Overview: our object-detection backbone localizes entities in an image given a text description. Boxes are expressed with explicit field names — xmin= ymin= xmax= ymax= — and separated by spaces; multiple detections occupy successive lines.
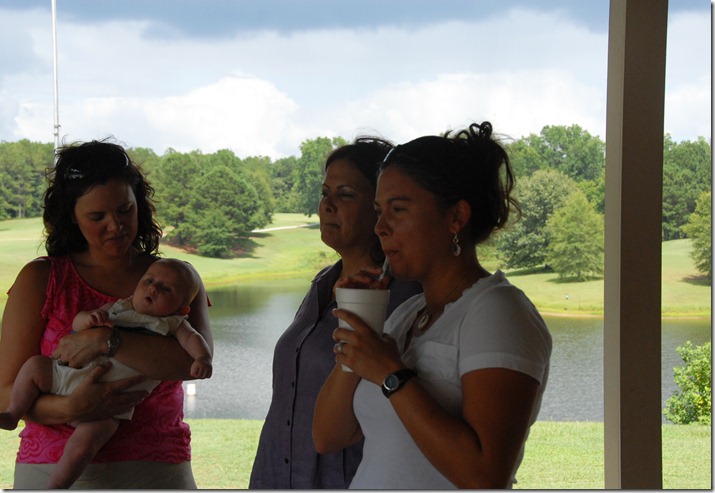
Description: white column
xmin=604 ymin=0 xmax=668 ymax=488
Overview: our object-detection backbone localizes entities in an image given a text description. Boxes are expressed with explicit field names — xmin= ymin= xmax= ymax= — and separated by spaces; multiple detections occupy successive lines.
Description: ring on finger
xmin=57 ymin=359 xmax=68 ymax=366
xmin=335 ymin=341 xmax=345 ymax=354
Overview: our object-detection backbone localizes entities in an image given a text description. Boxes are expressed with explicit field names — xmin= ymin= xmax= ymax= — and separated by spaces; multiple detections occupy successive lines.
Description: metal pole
xmin=51 ymin=0 xmax=60 ymax=158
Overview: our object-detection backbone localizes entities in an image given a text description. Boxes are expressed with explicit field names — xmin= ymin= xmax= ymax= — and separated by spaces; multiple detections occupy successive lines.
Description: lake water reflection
xmin=185 ymin=281 xmax=711 ymax=423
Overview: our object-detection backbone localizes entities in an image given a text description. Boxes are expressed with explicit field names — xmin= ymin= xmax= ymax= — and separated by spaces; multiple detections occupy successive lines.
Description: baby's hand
xmin=190 ymin=357 xmax=213 ymax=379
xmin=74 ymin=309 xmax=113 ymax=332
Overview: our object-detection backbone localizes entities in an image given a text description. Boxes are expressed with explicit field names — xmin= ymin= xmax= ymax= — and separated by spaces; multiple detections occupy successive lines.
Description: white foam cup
xmin=335 ymin=287 xmax=390 ymax=371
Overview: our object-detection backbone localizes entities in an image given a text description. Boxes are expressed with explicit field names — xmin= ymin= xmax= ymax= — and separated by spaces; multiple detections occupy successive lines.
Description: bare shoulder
xmin=4 ymin=258 xmax=51 ymax=320
xmin=11 ymin=257 xmax=51 ymax=291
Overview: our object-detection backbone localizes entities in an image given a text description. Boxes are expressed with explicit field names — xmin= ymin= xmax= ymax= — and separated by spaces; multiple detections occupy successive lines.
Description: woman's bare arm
xmin=0 ymin=259 xmax=50 ymax=412
xmin=313 ymin=364 xmax=364 ymax=453
xmin=0 ymin=260 xmax=146 ymax=425
xmin=387 ymin=368 xmax=540 ymax=488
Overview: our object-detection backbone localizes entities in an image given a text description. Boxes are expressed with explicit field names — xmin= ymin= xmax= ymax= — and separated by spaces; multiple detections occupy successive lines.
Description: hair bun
xmin=455 ymin=121 xmax=492 ymax=143
xmin=468 ymin=122 xmax=492 ymax=140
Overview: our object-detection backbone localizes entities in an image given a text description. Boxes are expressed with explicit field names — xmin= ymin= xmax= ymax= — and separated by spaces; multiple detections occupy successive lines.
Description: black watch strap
xmin=382 ymin=368 xmax=416 ymax=398
xmin=106 ymin=327 xmax=120 ymax=357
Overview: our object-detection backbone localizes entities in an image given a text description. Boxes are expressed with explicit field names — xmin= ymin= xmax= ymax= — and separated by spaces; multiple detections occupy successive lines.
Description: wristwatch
xmin=106 ymin=327 xmax=120 ymax=357
xmin=382 ymin=369 xmax=416 ymax=398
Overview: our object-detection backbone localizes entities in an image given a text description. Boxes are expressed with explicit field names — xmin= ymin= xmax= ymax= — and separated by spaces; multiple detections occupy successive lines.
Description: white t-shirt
xmin=350 ymin=270 xmax=552 ymax=489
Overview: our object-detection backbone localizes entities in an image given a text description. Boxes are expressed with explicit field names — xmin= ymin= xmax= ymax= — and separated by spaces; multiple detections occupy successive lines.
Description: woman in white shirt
xmin=313 ymin=121 xmax=552 ymax=489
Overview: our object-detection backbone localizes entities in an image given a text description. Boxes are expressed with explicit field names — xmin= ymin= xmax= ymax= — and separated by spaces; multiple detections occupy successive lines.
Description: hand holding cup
xmin=335 ymin=287 xmax=390 ymax=372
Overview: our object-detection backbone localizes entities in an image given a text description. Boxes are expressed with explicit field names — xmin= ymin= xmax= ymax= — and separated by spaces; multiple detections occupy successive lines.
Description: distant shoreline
xmin=538 ymin=310 xmax=710 ymax=321
xmin=0 ymin=215 xmax=710 ymax=321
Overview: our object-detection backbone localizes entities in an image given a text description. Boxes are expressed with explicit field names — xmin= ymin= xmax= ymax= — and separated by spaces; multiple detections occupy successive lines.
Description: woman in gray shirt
xmin=249 ymin=137 xmax=421 ymax=489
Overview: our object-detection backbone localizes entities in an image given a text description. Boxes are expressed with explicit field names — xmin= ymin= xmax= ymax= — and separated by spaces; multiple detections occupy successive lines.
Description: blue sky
xmin=0 ymin=0 xmax=710 ymax=158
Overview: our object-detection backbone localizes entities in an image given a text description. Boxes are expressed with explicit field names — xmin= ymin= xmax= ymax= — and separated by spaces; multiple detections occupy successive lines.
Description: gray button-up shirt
xmin=249 ymin=260 xmax=421 ymax=489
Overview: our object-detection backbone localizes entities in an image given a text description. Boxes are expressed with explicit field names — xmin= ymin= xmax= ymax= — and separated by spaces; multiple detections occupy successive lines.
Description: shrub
xmin=682 ymin=191 xmax=712 ymax=279
xmin=664 ymin=341 xmax=712 ymax=425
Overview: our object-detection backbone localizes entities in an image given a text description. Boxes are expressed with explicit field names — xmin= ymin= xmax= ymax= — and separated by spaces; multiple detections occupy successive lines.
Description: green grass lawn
xmin=0 ymin=215 xmax=337 ymax=310
xmin=0 ymin=214 xmax=709 ymax=317
xmin=501 ymin=243 xmax=711 ymax=317
xmin=0 ymin=420 xmax=710 ymax=489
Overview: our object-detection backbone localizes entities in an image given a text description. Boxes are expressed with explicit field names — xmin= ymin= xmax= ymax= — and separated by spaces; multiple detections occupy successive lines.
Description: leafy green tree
xmin=151 ymin=150 xmax=202 ymax=245
xmin=269 ymin=156 xmax=299 ymax=212
xmin=182 ymin=165 xmax=267 ymax=257
xmin=662 ymin=135 xmax=712 ymax=240
xmin=0 ymin=180 xmax=14 ymax=220
xmin=546 ymin=190 xmax=604 ymax=281
xmin=664 ymin=341 xmax=712 ymax=425
xmin=505 ymin=137 xmax=546 ymax=178
xmin=189 ymin=211 xmax=239 ymax=258
xmin=127 ymin=147 xmax=160 ymax=174
xmin=682 ymin=191 xmax=711 ymax=279
xmin=577 ymin=167 xmax=605 ymax=214
xmin=497 ymin=169 xmax=578 ymax=269
xmin=149 ymin=148 xmax=275 ymax=255
xmin=507 ymin=125 xmax=604 ymax=183
xmin=539 ymin=125 xmax=605 ymax=182
xmin=205 ymin=150 xmax=274 ymax=226
xmin=505 ymin=126 xmax=605 ymax=216
xmin=241 ymin=155 xmax=272 ymax=172
xmin=291 ymin=136 xmax=346 ymax=216
xmin=241 ymin=156 xmax=275 ymax=225
xmin=0 ymin=140 xmax=52 ymax=218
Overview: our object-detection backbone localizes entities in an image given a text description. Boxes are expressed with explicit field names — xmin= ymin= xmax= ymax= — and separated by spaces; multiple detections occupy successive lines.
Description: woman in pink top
xmin=0 ymin=139 xmax=213 ymax=488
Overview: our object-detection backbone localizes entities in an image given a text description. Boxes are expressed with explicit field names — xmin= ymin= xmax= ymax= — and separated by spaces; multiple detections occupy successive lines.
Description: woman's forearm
xmin=55 ymin=320 xmax=211 ymax=381
xmin=24 ymin=392 xmax=75 ymax=425
xmin=115 ymin=285 xmax=213 ymax=381
xmin=387 ymin=369 xmax=540 ymax=488
xmin=386 ymin=379 xmax=491 ymax=488
xmin=113 ymin=330 xmax=195 ymax=381
xmin=313 ymin=366 xmax=363 ymax=453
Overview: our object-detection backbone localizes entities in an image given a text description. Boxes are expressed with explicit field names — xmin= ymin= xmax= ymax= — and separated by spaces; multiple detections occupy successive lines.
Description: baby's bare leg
xmin=47 ymin=418 xmax=120 ymax=489
xmin=0 ymin=355 xmax=54 ymax=430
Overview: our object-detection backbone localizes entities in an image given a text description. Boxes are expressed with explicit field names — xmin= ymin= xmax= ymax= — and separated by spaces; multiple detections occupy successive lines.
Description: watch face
xmin=384 ymin=374 xmax=400 ymax=390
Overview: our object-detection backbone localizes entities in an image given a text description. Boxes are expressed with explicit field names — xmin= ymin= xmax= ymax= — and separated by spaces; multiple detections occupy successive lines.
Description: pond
xmin=184 ymin=280 xmax=711 ymax=423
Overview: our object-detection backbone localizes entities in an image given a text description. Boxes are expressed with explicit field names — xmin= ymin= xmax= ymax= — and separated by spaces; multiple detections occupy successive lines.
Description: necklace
xmin=416 ymin=309 xmax=431 ymax=330
xmin=415 ymin=280 xmax=470 ymax=333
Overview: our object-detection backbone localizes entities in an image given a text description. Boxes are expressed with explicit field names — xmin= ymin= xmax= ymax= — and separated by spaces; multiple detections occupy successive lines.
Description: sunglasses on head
xmin=382 ymin=136 xmax=460 ymax=168
xmin=63 ymin=148 xmax=130 ymax=180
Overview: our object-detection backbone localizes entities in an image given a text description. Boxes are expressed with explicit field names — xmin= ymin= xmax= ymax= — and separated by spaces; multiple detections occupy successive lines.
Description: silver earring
xmin=451 ymin=233 xmax=461 ymax=257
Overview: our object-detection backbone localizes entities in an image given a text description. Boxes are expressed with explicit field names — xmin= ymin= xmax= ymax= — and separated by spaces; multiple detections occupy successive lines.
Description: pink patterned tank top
xmin=17 ymin=256 xmax=191 ymax=464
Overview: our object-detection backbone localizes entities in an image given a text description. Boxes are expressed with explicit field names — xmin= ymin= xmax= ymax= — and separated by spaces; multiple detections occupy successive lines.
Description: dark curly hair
xmin=380 ymin=122 xmax=519 ymax=245
xmin=324 ymin=136 xmax=394 ymax=263
xmin=43 ymin=138 xmax=162 ymax=256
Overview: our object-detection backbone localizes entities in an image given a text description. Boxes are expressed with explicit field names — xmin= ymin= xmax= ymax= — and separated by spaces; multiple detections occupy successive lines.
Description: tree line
xmin=0 ymin=125 xmax=710 ymax=281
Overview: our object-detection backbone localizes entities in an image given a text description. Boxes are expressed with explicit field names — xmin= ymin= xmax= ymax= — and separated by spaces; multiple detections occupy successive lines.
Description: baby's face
xmin=132 ymin=262 xmax=186 ymax=317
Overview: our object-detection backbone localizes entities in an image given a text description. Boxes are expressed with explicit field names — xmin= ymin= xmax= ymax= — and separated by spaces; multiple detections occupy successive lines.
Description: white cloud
xmin=663 ymin=10 xmax=712 ymax=142
xmin=312 ymin=69 xmax=605 ymax=145
xmin=142 ymin=76 xmax=298 ymax=156
xmin=35 ymin=75 xmax=299 ymax=156
xmin=664 ymin=76 xmax=711 ymax=141
xmin=13 ymin=101 xmax=52 ymax=141
xmin=0 ymin=4 xmax=709 ymax=158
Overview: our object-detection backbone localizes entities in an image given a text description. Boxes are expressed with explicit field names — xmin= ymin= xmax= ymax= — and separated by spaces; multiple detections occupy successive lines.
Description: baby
xmin=0 ymin=258 xmax=212 ymax=488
